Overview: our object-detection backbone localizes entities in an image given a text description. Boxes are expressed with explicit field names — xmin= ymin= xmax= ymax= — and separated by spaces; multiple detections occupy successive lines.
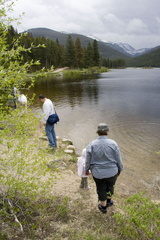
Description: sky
xmin=10 ymin=0 xmax=160 ymax=49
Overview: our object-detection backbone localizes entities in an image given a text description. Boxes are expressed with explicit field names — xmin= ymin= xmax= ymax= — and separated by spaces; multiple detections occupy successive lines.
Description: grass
xmin=44 ymin=66 xmax=110 ymax=81
xmin=1 ymin=187 xmax=159 ymax=239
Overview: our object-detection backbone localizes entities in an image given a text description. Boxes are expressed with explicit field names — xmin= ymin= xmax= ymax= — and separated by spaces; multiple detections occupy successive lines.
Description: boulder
xmin=62 ymin=138 xmax=73 ymax=145
xmin=67 ymin=145 xmax=75 ymax=151
xmin=64 ymin=149 xmax=74 ymax=154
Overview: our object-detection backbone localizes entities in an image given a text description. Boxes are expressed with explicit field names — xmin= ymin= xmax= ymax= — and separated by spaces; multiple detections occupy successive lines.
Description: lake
xmin=31 ymin=68 xmax=160 ymax=198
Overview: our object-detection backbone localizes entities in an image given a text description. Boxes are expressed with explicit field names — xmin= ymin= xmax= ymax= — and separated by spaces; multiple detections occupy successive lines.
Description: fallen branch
xmin=8 ymin=198 xmax=24 ymax=232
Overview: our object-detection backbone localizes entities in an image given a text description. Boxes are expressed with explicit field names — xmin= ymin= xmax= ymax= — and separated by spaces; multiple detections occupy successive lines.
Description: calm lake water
xmin=31 ymin=68 xmax=160 ymax=197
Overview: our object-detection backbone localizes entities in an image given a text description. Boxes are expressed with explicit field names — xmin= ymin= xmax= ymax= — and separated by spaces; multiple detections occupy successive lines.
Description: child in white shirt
xmin=18 ymin=94 xmax=27 ymax=107
xmin=77 ymin=148 xmax=90 ymax=189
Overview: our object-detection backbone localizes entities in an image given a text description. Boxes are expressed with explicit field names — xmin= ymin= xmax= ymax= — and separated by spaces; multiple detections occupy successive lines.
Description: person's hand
xmin=43 ymin=123 xmax=46 ymax=126
xmin=85 ymin=170 xmax=90 ymax=175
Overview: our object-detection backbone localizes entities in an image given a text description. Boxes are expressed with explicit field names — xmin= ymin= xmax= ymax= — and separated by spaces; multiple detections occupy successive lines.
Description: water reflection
xmin=32 ymin=74 xmax=100 ymax=108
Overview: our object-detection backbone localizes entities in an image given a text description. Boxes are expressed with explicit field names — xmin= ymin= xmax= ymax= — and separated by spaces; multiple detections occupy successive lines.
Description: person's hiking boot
xmin=80 ymin=178 xmax=90 ymax=189
xmin=79 ymin=178 xmax=85 ymax=188
xmin=98 ymin=204 xmax=107 ymax=214
xmin=83 ymin=177 xmax=90 ymax=189
xmin=106 ymin=199 xmax=114 ymax=208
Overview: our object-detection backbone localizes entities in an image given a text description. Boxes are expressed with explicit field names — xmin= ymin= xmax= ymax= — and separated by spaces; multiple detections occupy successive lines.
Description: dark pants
xmin=93 ymin=174 xmax=118 ymax=201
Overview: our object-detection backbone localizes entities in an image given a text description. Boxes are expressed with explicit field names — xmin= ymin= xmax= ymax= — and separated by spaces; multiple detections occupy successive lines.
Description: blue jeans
xmin=45 ymin=122 xmax=57 ymax=147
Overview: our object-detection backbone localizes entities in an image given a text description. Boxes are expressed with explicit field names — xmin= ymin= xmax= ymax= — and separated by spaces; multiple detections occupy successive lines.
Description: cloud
xmin=10 ymin=0 xmax=160 ymax=49
xmin=127 ymin=18 xmax=149 ymax=35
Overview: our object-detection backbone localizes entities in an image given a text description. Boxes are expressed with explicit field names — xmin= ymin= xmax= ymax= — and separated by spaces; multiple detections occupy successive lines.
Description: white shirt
xmin=42 ymin=98 xmax=55 ymax=123
xmin=18 ymin=94 xmax=27 ymax=104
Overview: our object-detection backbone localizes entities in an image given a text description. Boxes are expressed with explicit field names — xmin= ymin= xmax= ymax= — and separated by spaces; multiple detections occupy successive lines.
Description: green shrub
xmin=114 ymin=192 xmax=160 ymax=240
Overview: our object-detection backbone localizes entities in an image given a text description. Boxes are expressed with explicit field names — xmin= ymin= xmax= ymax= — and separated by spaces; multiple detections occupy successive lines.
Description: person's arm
xmin=42 ymin=101 xmax=50 ymax=123
xmin=84 ymin=145 xmax=92 ymax=175
xmin=115 ymin=145 xmax=124 ymax=176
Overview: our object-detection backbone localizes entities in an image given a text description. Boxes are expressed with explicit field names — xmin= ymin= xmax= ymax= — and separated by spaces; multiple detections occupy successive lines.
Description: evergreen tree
xmin=84 ymin=42 xmax=94 ymax=67
xmin=101 ymin=57 xmax=125 ymax=68
xmin=55 ymin=39 xmax=65 ymax=67
xmin=64 ymin=35 xmax=76 ymax=68
xmin=75 ymin=37 xmax=84 ymax=68
xmin=92 ymin=40 xmax=100 ymax=66
xmin=5 ymin=25 xmax=19 ymax=49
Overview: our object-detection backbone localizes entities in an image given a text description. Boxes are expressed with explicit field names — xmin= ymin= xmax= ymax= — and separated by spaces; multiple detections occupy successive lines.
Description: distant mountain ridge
xmin=26 ymin=28 xmax=129 ymax=59
xmin=26 ymin=28 xmax=160 ymax=66
xmin=87 ymin=34 xmax=152 ymax=57
xmin=108 ymin=42 xmax=151 ymax=57
xmin=126 ymin=46 xmax=160 ymax=67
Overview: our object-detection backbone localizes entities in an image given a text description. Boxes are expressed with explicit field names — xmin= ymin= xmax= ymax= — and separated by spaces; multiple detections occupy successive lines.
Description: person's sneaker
xmin=50 ymin=147 xmax=55 ymax=150
xmin=98 ymin=204 xmax=107 ymax=214
xmin=106 ymin=200 xmax=114 ymax=208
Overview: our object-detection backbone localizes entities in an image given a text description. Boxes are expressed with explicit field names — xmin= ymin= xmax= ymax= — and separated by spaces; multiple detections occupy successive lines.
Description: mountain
xmin=26 ymin=28 xmax=160 ymax=66
xmin=26 ymin=28 xmax=129 ymax=60
xmin=84 ymin=34 xmax=152 ymax=57
xmin=126 ymin=46 xmax=160 ymax=67
xmin=108 ymin=43 xmax=151 ymax=57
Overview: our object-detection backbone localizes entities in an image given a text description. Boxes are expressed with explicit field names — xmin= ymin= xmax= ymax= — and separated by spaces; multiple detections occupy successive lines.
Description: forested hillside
xmin=6 ymin=26 xmax=125 ymax=71
xmin=126 ymin=46 xmax=160 ymax=67
xmin=27 ymin=27 xmax=129 ymax=60
xmin=5 ymin=26 xmax=160 ymax=71
xmin=27 ymin=27 xmax=160 ymax=68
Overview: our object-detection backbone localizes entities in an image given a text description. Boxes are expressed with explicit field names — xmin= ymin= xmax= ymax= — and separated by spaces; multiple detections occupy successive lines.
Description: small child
xmin=77 ymin=148 xmax=90 ymax=189
xmin=18 ymin=94 xmax=27 ymax=107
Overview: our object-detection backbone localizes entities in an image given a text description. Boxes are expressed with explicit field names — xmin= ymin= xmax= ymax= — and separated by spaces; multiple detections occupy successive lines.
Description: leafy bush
xmin=114 ymin=192 xmax=160 ymax=240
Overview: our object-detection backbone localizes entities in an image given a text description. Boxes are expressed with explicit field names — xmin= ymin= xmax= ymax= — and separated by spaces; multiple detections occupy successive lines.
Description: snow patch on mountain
xmin=116 ymin=43 xmax=150 ymax=56
xmin=88 ymin=34 xmax=150 ymax=56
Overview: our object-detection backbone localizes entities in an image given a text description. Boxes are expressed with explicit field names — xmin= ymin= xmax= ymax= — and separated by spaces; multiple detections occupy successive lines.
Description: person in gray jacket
xmin=85 ymin=123 xmax=123 ymax=214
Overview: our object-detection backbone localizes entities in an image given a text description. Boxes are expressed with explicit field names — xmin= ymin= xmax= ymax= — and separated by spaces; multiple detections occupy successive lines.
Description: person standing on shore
xmin=85 ymin=123 xmax=123 ymax=214
xmin=39 ymin=94 xmax=57 ymax=150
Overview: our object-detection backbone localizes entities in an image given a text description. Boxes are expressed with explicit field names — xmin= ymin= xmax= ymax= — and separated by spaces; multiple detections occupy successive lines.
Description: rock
xmin=56 ymin=136 xmax=61 ymax=140
xmin=64 ymin=149 xmax=74 ymax=154
xmin=62 ymin=138 xmax=73 ymax=145
xmin=67 ymin=145 xmax=75 ymax=150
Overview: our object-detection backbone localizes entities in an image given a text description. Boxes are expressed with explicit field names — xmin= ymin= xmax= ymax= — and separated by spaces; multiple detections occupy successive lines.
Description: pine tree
xmin=75 ymin=37 xmax=84 ymax=68
xmin=92 ymin=40 xmax=100 ymax=66
xmin=84 ymin=42 xmax=94 ymax=67
xmin=64 ymin=35 xmax=76 ymax=68
xmin=55 ymin=39 xmax=65 ymax=67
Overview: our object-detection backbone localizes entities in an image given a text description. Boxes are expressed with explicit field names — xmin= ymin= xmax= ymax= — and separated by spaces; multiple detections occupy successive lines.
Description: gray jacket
xmin=85 ymin=136 xmax=123 ymax=179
